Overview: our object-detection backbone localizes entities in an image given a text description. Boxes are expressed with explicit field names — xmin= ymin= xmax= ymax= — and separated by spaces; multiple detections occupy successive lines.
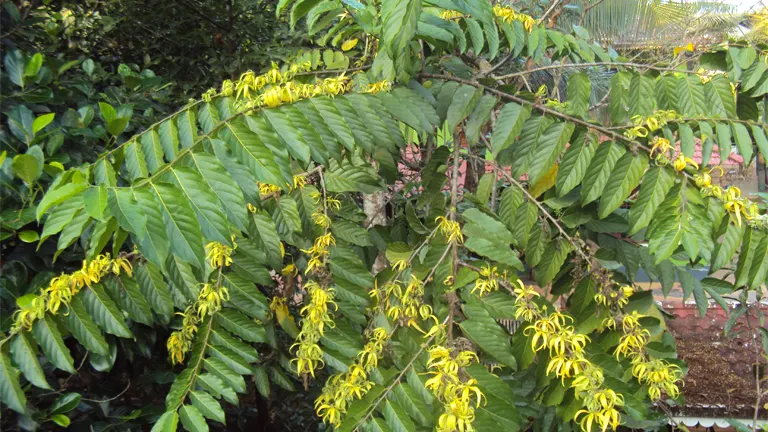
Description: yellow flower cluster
xmin=256 ymin=174 xmax=309 ymax=198
xmin=425 ymin=346 xmax=485 ymax=432
xmin=301 ymin=233 xmax=336 ymax=274
xmin=492 ymin=5 xmax=535 ymax=32
xmin=624 ymin=110 xmax=679 ymax=139
xmin=205 ymin=240 xmax=236 ymax=268
xmin=439 ymin=9 xmax=465 ymax=21
xmin=436 ymin=216 xmax=464 ymax=244
xmin=166 ymin=282 xmax=231 ymax=364
xmin=613 ymin=313 xmax=683 ymax=401
xmin=471 ymin=264 xmax=508 ymax=296
xmin=672 ymin=154 xmax=699 ymax=172
xmin=370 ymin=275 xmax=438 ymax=332
xmin=704 ymin=184 xmax=762 ymax=227
xmin=364 ymin=80 xmax=393 ymax=94
xmin=315 ymin=328 xmax=389 ymax=426
xmin=308 ymin=191 xmax=340 ymax=229
xmin=291 ymin=280 xmax=337 ymax=377
xmin=594 ymin=285 xmax=634 ymax=310
xmin=258 ymin=182 xmax=282 ymax=197
xmin=216 ymin=60 xmax=350 ymax=110
xmin=12 ymin=254 xmax=132 ymax=332
xmin=514 ymin=282 xmax=622 ymax=432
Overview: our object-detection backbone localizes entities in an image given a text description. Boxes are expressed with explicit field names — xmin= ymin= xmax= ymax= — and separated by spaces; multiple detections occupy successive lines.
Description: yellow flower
xmin=364 ymin=80 xmax=392 ymax=94
xmin=258 ymin=182 xmax=281 ymax=197
xmin=440 ymin=9 xmax=464 ymax=21
xmin=292 ymin=174 xmax=307 ymax=190
xmin=436 ymin=216 xmax=464 ymax=244
xmin=672 ymin=154 xmax=699 ymax=172
xmin=341 ymin=38 xmax=358 ymax=51
xmin=391 ymin=258 xmax=408 ymax=272
xmin=649 ymin=137 xmax=672 ymax=158
xmin=205 ymin=241 xmax=234 ymax=268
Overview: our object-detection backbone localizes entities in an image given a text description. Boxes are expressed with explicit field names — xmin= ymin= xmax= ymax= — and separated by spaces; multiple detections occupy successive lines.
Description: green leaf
xmin=51 ymin=414 xmax=71 ymax=427
xmin=36 ymin=181 xmax=87 ymax=221
xmin=609 ymin=72 xmax=631 ymax=124
xmin=628 ymin=75 xmax=655 ymax=117
xmin=107 ymin=275 xmax=153 ymax=326
xmin=383 ymin=398 xmax=416 ymax=432
xmin=165 ymin=167 xmax=231 ymax=244
xmin=49 ymin=392 xmax=81 ymax=415
xmin=65 ymin=294 xmax=110 ymax=355
xmin=32 ymin=315 xmax=75 ymax=373
xmin=190 ymin=391 xmax=225 ymax=424
xmin=556 ymin=131 xmax=597 ymax=197
xmin=0 ymin=351 xmax=27 ymax=414
xmin=196 ymin=373 xmax=238 ymax=406
xmin=141 ymin=129 xmax=165 ymax=174
xmin=250 ymin=211 xmax=282 ymax=270
xmin=82 ymin=284 xmax=133 ymax=338
xmin=220 ymin=120 xmax=285 ymax=187
xmin=56 ymin=207 xmax=90 ymax=252
xmin=253 ymin=366 xmax=270 ymax=399
xmin=198 ymin=103 xmax=220 ymax=134
xmin=677 ymin=75 xmax=706 ymax=117
xmin=186 ymin=152 xmax=249 ymax=232
xmin=133 ymin=188 xmax=171 ymax=269
xmin=32 ymin=113 xmax=54 ymax=135
xmin=151 ymin=411 xmax=179 ymax=432
xmin=581 ymin=141 xmax=625 ymax=205
xmin=166 ymin=255 xmax=200 ymax=304
xmin=711 ymin=222 xmax=744 ymax=272
xmin=109 ymin=188 xmax=147 ymax=235
xmin=151 ymin=182 xmax=206 ymax=269
xmin=460 ymin=303 xmax=517 ymax=368
xmin=159 ymin=119 xmax=180 ymax=161
xmin=628 ymin=167 xmax=675 ymax=235
xmin=679 ymin=123 xmax=695 ymax=157
xmin=731 ymin=123 xmax=753 ymax=162
xmin=84 ymin=186 xmax=108 ymax=221
xmin=205 ymin=357 xmax=246 ymax=393
xmin=567 ymin=73 xmax=591 ymax=116
xmin=498 ymin=185 xmax=524 ymax=231
xmin=18 ymin=231 xmax=38 ymax=243
xmin=392 ymin=383 xmax=430 ymax=427
xmin=535 ymin=239 xmax=573 ymax=286
xmin=735 ymin=227 xmax=762 ymax=287
xmin=12 ymin=154 xmax=42 ymax=185
xmin=179 ymin=404 xmax=209 ymax=432
xmin=136 ymin=262 xmax=174 ymax=320
xmin=177 ymin=109 xmax=198 ymax=149
xmin=716 ymin=122 xmax=733 ymax=162
xmin=747 ymin=234 xmax=768 ymax=289
xmin=527 ymin=121 xmax=574 ymax=184
xmin=446 ymin=85 xmax=483 ymax=131
xmin=491 ymin=103 xmax=532 ymax=156
xmin=4 ymin=49 xmax=25 ymax=87
xmin=465 ymin=94 xmax=497 ymax=146
xmin=40 ymin=196 xmax=83 ymax=243
xmin=325 ymin=160 xmax=384 ymax=193
xmin=751 ymin=125 xmax=768 ymax=162
xmin=331 ymin=220 xmax=372 ymax=246
xmin=598 ymin=152 xmax=649 ymax=219
xmin=705 ymin=75 xmax=737 ymax=118
xmin=10 ymin=332 xmax=50 ymax=390
xmin=124 ymin=140 xmax=149 ymax=180
xmin=215 ymin=309 xmax=266 ymax=343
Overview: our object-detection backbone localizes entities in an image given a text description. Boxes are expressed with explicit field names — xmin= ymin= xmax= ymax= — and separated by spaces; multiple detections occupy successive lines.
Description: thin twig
xmin=81 ymin=381 xmax=131 ymax=403
xmin=538 ymin=0 xmax=563 ymax=25
xmin=493 ymin=61 xmax=705 ymax=81
xmin=579 ymin=0 xmax=608 ymax=26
